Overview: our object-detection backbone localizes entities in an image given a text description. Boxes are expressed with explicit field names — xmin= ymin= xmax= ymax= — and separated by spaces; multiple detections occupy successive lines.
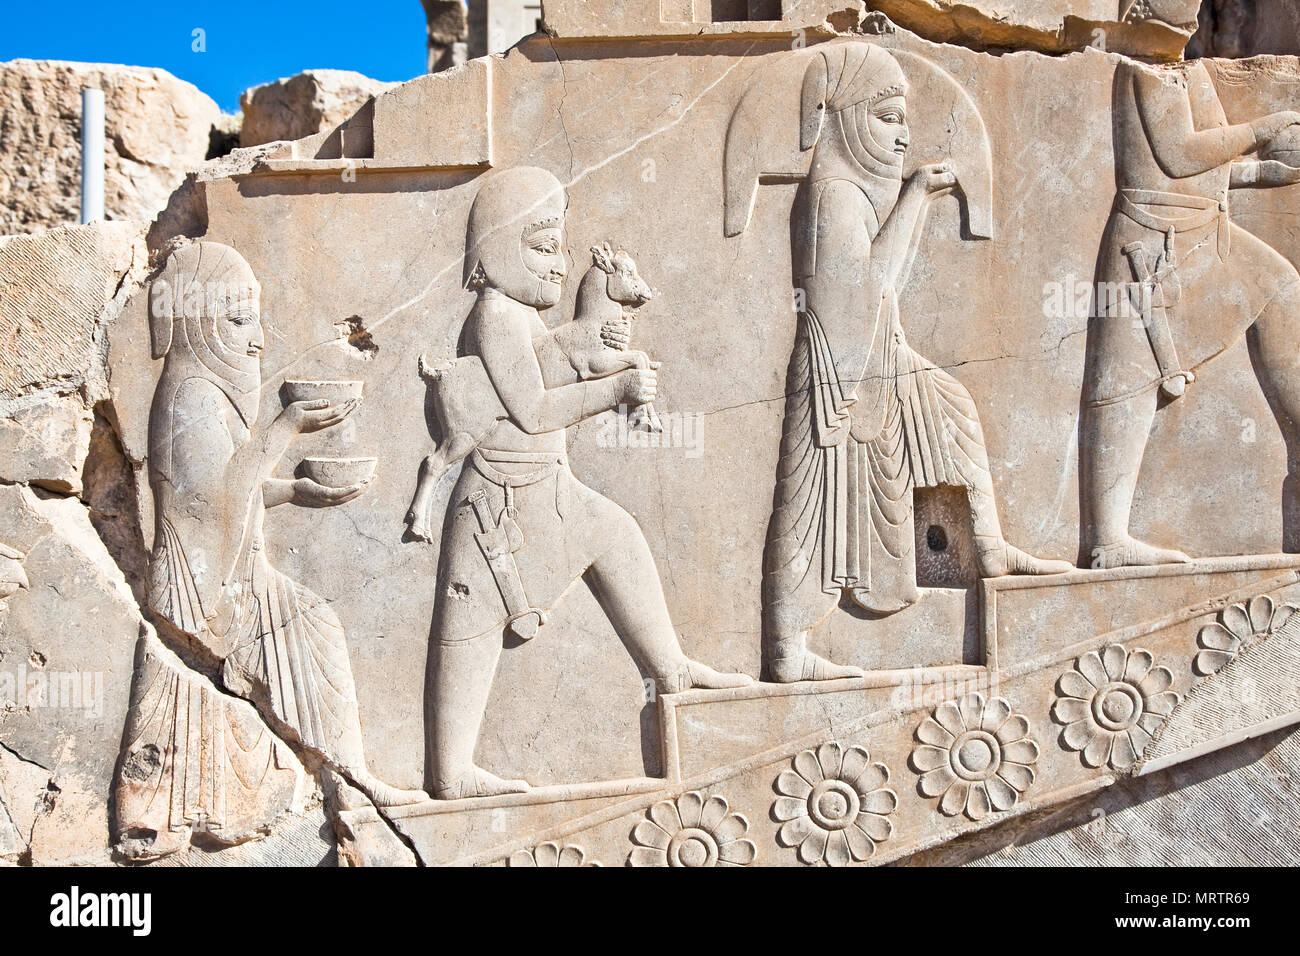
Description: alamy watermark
xmin=595 ymin=405 xmax=705 ymax=459
xmin=1 ymin=665 xmax=104 ymax=719
xmin=50 ymin=886 xmax=151 ymax=936
xmin=1042 ymin=275 xmax=1148 ymax=322
xmin=887 ymin=666 xmax=1001 ymax=712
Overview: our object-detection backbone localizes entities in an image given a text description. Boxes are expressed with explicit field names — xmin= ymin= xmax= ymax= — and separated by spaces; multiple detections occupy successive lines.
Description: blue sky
xmin=0 ymin=1 xmax=428 ymax=112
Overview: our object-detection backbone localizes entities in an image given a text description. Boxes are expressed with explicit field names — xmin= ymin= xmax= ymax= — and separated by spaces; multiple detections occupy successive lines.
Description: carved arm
xmin=475 ymin=307 xmax=648 ymax=434
xmin=1133 ymin=69 xmax=1292 ymax=180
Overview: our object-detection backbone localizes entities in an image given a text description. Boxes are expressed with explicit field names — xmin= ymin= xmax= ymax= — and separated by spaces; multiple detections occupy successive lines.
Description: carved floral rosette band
xmin=508 ymin=843 xmax=600 ymax=867
xmin=1194 ymin=596 xmax=1299 ymax=675
xmin=628 ymin=792 xmax=756 ymax=867
xmin=1052 ymin=645 xmax=1179 ymax=771
xmin=911 ymin=694 xmax=1039 ymax=821
xmin=773 ymin=743 xmax=897 ymax=866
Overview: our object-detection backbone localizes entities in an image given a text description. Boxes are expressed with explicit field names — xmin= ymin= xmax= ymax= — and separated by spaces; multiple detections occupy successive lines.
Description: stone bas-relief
xmin=0 ymin=544 xmax=28 ymax=608
xmin=0 ymin=1 xmax=1296 ymax=866
xmin=1121 ymin=0 xmax=1203 ymax=33
xmin=405 ymin=240 xmax=662 ymax=542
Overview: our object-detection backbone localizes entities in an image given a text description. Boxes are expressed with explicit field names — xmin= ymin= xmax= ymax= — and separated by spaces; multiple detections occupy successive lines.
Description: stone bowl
xmin=281 ymin=379 xmax=364 ymax=406
xmin=299 ymin=457 xmax=377 ymax=488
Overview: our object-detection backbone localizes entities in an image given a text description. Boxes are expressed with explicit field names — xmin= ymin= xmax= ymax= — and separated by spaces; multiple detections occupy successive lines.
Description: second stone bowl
xmin=300 ymin=456 xmax=377 ymax=488
xmin=281 ymin=379 xmax=364 ymax=406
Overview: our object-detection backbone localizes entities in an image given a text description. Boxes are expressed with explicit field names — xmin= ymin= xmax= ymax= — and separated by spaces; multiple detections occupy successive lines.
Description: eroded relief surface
xmin=9 ymin=0 xmax=1288 ymax=865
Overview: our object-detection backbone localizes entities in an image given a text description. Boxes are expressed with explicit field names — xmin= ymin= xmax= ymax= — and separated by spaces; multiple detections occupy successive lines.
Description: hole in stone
xmin=334 ymin=316 xmax=378 ymax=360
xmin=926 ymin=525 xmax=948 ymax=552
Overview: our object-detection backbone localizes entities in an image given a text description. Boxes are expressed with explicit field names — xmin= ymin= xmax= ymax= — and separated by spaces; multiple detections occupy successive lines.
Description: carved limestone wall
xmin=3 ymin=1 xmax=1300 ymax=867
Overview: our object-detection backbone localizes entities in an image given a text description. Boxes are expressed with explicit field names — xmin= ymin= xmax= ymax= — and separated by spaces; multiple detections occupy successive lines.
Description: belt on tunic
xmin=1117 ymin=188 xmax=1230 ymax=260
xmin=469 ymin=448 xmax=567 ymax=517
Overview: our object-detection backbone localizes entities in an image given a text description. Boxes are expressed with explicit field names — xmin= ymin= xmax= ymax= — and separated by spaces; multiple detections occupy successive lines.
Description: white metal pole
xmin=80 ymin=88 xmax=105 ymax=224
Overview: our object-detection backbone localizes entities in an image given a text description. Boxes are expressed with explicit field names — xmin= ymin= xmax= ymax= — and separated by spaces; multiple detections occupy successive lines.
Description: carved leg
xmin=584 ymin=517 xmax=751 ymax=692
xmin=1080 ymin=389 xmax=1190 ymax=568
xmin=761 ymin=589 xmax=863 ymax=683
xmin=918 ymin=363 xmax=1072 ymax=576
xmin=427 ymin=631 xmax=530 ymax=799
xmin=967 ymin=480 xmax=1073 ymax=577
xmin=762 ymin=634 xmax=865 ymax=683
xmin=759 ymin=567 xmax=863 ymax=681
xmin=407 ymin=431 xmax=480 ymax=543
xmin=322 ymin=764 xmax=428 ymax=810
xmin=328 ymin=718 xmax=430 ymax=806
xmin=1247 ymin=279 xmax=1300 ymax=552
xmin=349 ymin=770 xmax=430 ymax=808
xmin=406 ymin=451 xmax=446 ymax=542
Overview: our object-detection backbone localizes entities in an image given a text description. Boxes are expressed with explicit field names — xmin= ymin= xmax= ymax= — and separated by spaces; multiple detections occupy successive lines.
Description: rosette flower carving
xmin=1052 ymin=643 xmax=1178 ymax=771
xmin=910 ymin=693 xmax=1038 ymax=820
xmin=627 ymin=791 xmax=756 ymax=867
xmin=1195 ymin=595 xmax=1298 ymax=676
xmin=772 ymin=742 xmax=896 ymax=866
xmin=508 ymin=843 xmax=600 ymax=867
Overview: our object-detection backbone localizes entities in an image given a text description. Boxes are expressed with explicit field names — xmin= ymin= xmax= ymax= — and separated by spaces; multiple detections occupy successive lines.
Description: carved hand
xmin=1255 ymin=159 xmax=1300 ymax=186
xmin=615 ymin=367 xmax=657 ymax=406
xmin=292 ymin=476 xmax=371 ymax=507
xmin=279 ymin=398 xmax=359 ymax=434
xmin=908 ymin=161 xmax=958 ymax=197
xmin=601 ymin=316 xmax=632 ymax=351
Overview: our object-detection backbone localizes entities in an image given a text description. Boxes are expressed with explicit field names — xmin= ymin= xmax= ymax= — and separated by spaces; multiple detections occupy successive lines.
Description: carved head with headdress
xmin=147 ymin=241 xmax=264 ymax=474
xmin=800 ymin=43 xmax=911 ymax=225
xmin=463 ymin=166 xmax=569 ymax=309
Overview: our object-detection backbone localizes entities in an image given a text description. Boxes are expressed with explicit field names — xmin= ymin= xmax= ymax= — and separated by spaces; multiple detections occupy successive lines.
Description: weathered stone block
xmin=0 ymin=221 xmax=147 ymax=400
xmin=0 ymin=60 xmax=221 ymax=233
xmin=239 ymin=70 xmax=398 ymax=148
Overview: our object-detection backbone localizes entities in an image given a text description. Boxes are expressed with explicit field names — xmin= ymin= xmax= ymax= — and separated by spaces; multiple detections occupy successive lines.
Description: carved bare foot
xmin=977 ymin=537 xmax=1074 ymax=577
xmin=765 ymin=652 xmax=864 ymax=684
xmin=354 ymin=772 xmax=431 ymax=808
xmin=657 ymin=660 xmax=752 ymax=694
xmin=118 ymin=825 xmax=191 ymax=862
xmin=848 ymin=586 xmax=920 ymax=615
xmin=1089 ymin=537 xmax=1191 ymax=570
xmin=433 ymin=767 xmax=531 ymax=800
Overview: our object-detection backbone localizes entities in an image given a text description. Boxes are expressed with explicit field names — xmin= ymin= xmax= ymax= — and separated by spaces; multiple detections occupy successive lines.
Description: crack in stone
xmin=545 ymin=38 xmax=576 ymax=181
xmin=0 ymin=739 xmax=53 ymax=774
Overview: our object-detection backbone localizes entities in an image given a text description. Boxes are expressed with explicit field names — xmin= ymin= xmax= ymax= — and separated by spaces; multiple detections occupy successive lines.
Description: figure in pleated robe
xmin=114 ymin=629 xmax=304 ymax=860
xmin=128 ymin=240 xmax=425 ymax=811
xmin=761 ymin=44 xmax=1071 ymax=684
